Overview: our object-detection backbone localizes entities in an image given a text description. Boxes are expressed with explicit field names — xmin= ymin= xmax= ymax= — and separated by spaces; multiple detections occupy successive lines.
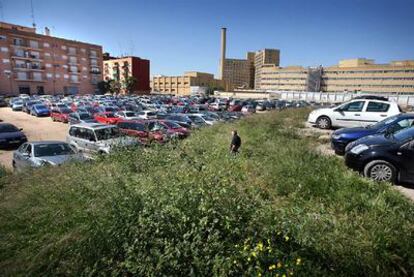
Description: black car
xmin=0 ymin=123 xmax=27 ymax=148
xmin=345 ymin=127 xmax=414 ymax=184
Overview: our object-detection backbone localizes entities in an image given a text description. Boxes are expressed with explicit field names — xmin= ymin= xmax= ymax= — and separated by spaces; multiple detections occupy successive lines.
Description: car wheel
xmin=316 ymin=116 xmax=332 ymax=129
xmin=52 ymin=117 xmax=56 ymax=121
xmin=363 ymin=160 xmax=397 ymax=183
xmin=12 ymin=160 xmax=16 ymax=169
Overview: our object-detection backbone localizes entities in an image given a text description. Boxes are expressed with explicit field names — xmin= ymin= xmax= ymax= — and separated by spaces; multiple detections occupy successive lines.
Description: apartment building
xmin=0 ymin=22 xmax=103 ymax=96
xmin=321 ymin=59 xmax=414 ymax=94
xmin=151 ymin=71 xmax=223 ymax=95
xmin=258 ymin=64 xmax=322 ymax=92
xmin=222 ymin=53 xmax=254 ymax=90
xmin=103 ymin=56 xmax=150 ymax=94
xmin=254 ymin=49 xmax=280 ymax=89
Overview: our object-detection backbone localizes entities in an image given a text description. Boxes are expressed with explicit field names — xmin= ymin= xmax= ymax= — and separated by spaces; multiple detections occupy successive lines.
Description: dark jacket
xmin=230 ymin=134 xmax=241 ymax=151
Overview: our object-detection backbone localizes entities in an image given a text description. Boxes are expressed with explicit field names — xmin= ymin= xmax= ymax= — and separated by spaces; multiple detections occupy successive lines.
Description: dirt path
xmin=0 ymin=108 xmax=68 ymax=169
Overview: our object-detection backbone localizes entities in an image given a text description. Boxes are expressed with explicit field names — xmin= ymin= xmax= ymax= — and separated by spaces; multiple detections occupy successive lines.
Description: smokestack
xmin=44 ymin=27 xmax=50 ymax=36
xmin=220 ymin=27 xmax=226 ymax=80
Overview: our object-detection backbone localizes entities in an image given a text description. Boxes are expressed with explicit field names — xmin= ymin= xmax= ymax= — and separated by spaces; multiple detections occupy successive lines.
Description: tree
xmin=97 ymin=80 xmax=111 ymax=95
xmin=109 ymin=80 xmax=121 ymax=95
xmin=122 ymin=76 xmax=137 ymax=94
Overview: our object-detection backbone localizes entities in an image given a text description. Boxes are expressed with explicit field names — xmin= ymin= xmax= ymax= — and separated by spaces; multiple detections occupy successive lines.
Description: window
xmin=1 ymin=47 xmax=9 ymax=53
xmin=55 ymin=74 xmax=61 ymax=78
xmin=70 ymin=75 xmax=79 ymax=83
xmin=2 ymin=59 xmax=9 ymax=64
xmin=30 ymin=51 xmax=40 ymax=59
xmin=0 ymin=35 xmax=6 ymax=40
xmin=43 ymin=42 xmax=50 ymax=48
xmin=46 ymin=63 xmax=52 ymax=68
xmin=33 ymin=72 xmax=42 ymax=81
xmin=17 ymin=72 xmax=28 ymax=80
xmin=366 ymin=102 xmax=390 ymax=112
xmin=68 ymin=47 xmax=76 ymax=55
xmin=13 ymin=38 xmax=24 ymax=46
xmin=341 ymin=101 xmax=365 ymax=112
xmin=69 ymin=56 xmax=77 ymax=64
xmin=29 ymin=40 xmax=39 ymax=49
xmin=61 ymin=45 xmax=67 ymax=50
xmin=46 ymin=73 xmax=53 ymax=79
xmin=64 ymin=74 xmax=69 ymax=79
xmin=44 ymin=52 xmax=51 ymax=58
xmin=397 ymin=119 xmax=414 ymax=128
xmin=62 ymin=55 xmax=68 ymax=60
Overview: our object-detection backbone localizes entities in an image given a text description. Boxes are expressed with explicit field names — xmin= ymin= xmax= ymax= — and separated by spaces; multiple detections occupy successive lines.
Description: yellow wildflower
xmin=282 ymin=274 xmax=286 ymax=277
xmin=247 ymin=257 xmax=251 ymax=262
xmin=252 ymin=251 xmax=257 ymax=257
xmin=296 ymin=258 xmax=301 ymax=265
xmin=285 ymin=236 xmax=289 ymax=241
xmin=277 ymin=262 xmax=282 ymax=268
xmin=257 ymin=273 xmax=262 ymax=277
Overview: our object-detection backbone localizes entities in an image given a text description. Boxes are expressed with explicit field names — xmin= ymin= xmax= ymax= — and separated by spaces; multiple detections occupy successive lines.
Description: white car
xmin=187 ymin=113 xmax=217 ymax=126
xmin=67 ymin=123 xmax=139 ymax=154
xmin=308 ymin=99 xmax=402 ymax=129
xmin=115 ymin=111 xmax=140 ymax=120
xmin=136 ymin=110 xmax=157 ymax=120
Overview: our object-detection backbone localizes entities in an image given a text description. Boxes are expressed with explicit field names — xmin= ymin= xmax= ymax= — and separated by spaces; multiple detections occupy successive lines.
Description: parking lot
xmin=0 ymin=107 xmax=68 ymax=169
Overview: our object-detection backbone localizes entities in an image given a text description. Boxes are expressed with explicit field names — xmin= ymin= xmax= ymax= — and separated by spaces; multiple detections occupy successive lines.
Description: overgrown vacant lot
xmin=0 ymin=109 xmax=413 ymax=276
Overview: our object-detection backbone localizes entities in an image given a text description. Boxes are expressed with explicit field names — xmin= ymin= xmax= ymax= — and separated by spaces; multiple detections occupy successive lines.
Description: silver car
xmin=12 ymin=141 xmax=85 ymax=170
xmin=67 ymin=123 xmax=140 ymax=155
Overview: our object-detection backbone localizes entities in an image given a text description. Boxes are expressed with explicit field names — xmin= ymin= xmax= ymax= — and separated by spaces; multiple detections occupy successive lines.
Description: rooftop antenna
xmin=30 ymin=0 xmax=36 ymax=28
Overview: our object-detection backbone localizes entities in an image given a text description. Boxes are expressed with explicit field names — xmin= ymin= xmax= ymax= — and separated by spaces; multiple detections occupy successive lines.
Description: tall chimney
xmin=220 ymin=27 xmax=226 ymax=80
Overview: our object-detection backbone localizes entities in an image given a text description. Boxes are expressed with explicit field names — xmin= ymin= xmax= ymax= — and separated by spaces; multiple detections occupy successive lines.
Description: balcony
xmin=11 ymin=54 xmax=42 ymax=61
xmin=10 ymin=42 xmax=43 ymax=51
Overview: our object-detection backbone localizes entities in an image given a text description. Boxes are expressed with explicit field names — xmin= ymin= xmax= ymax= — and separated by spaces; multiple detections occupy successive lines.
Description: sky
xmin=3 ymin=0 xmax=414 ymax=77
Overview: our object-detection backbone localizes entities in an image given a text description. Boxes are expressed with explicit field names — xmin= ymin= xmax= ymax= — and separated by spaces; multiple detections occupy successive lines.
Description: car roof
xmin=70 ymin=123 xmax=115 ymax=129
xmin=28 ymin=140 xmax=68 ymax=145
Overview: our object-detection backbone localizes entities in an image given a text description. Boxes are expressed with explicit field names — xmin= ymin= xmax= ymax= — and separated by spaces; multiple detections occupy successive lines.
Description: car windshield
xmin=163 ymin=121 xmax=181 ymax=128
xmin=61 ymin=108 xmax=72 ymax=114
xmin=189 ymin=116 xmax=204 ymax=123
xmin=369 ymin=115 xmax=399 ymax=129
xmin=105 ymin=107 xmax=116 ymax=112
xmin=14 ymin=101 xmax=23 ymax=105
xmin=125 ymin=112 xmax=136 ymax=117
xmin=393 ymin=127 xmax=414 ymax=142
xmin=147 ymin=112 xmax=156 ymax=116
xmin=132 ymin=123 xmax=146 ymax=131
xmin=105 ymin=113 xmax=116 ymax=118
xmin=0 ymin=124 xmax=19 ymax=133
xmin=79 ymin=113 xmax=93 ymax=120
xmin=34 ymin=143 xmax=75 ymax=157
xmin=34 ymin=104 xmax=47 ymax=110
xmin=95 ymin=127 xmax=121 ymax=140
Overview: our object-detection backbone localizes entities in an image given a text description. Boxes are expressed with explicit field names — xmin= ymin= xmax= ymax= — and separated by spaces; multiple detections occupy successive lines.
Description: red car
xmin=147 ymin=120 xmax=190 ymax=139
xmin=50 ymin=108 xmax=73 ymax=123
xmin=94 ymin=112 xmax=120 ymax=125
xmin=228 ymin=104 xmax=242 ymax=112
xmin=117 ymin=120 xmax=165 ymax=144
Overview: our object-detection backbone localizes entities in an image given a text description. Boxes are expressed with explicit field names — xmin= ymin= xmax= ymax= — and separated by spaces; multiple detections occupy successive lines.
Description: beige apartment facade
xmin=259 ymin=65 xmax=309 ymax=91
xmin=222 ymin=55 xmax=253 ymax=90
xmin=151 ymin=71 xmax=223 ymax=95
xmin=0 ymin=22 xmax=103 ymax=96
xmin=321 ymin=59 xmax=414 ymax=94
xmin=254 ymin=49 xmax=280 ymax=89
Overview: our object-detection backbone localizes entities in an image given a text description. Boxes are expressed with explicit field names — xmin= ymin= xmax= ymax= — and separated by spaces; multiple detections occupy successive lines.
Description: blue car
xmin=30 ymin=104 xmax=50 ymax=117
xmin=331 ymin=113 xmax=414 ymax=155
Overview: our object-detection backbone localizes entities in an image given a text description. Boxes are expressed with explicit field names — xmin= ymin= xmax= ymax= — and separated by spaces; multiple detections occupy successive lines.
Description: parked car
xmin=136 ymin=110 xmax=157 ymax=120
xmin=0 ymin=96 xmax=7 ymax=107
xmin=331 ymin=114 xmax=414 ymax=155
xmin=12 ymin=141 xmax=84 ymax=170
xmin=50 ymin=107 xmax=73 ymax=123
xmin=344 ymin=127 xmax=414 ymax=184
xmin=94 ymin=112 xmax=120 ymax=124
xmin=116 ymin=111 xmax=140 ymax=120
xmin=23 ymin=100 xmax=42 ymax=113
xmin=11 ymin=100 xmax=24 ymax=111
xmin=0 ymin=123 xmax=27 ymax=148
xmin=308 ymin=99 xmax=402 ymax=129
xmin=67 ymin=123 xmax=139 ymax=154
xmin=187 ymin=113 xmax=216 ymax=126
xmin=241 ymin=105 xmax=256 ymax=114
xmin=68 ymin=112 xmax=97 ymax=125
xmin=117 ymin=120 xmax=151 ymax=144
xmin=147 ymin=120 xmax=190 ymax=139
xmin=30 ymin=104 xmax=50 ymax=117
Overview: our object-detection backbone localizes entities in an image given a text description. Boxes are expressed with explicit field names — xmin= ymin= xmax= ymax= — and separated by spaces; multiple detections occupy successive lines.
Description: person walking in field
xmin=230 ymin=130 xmax=241 ymax=154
